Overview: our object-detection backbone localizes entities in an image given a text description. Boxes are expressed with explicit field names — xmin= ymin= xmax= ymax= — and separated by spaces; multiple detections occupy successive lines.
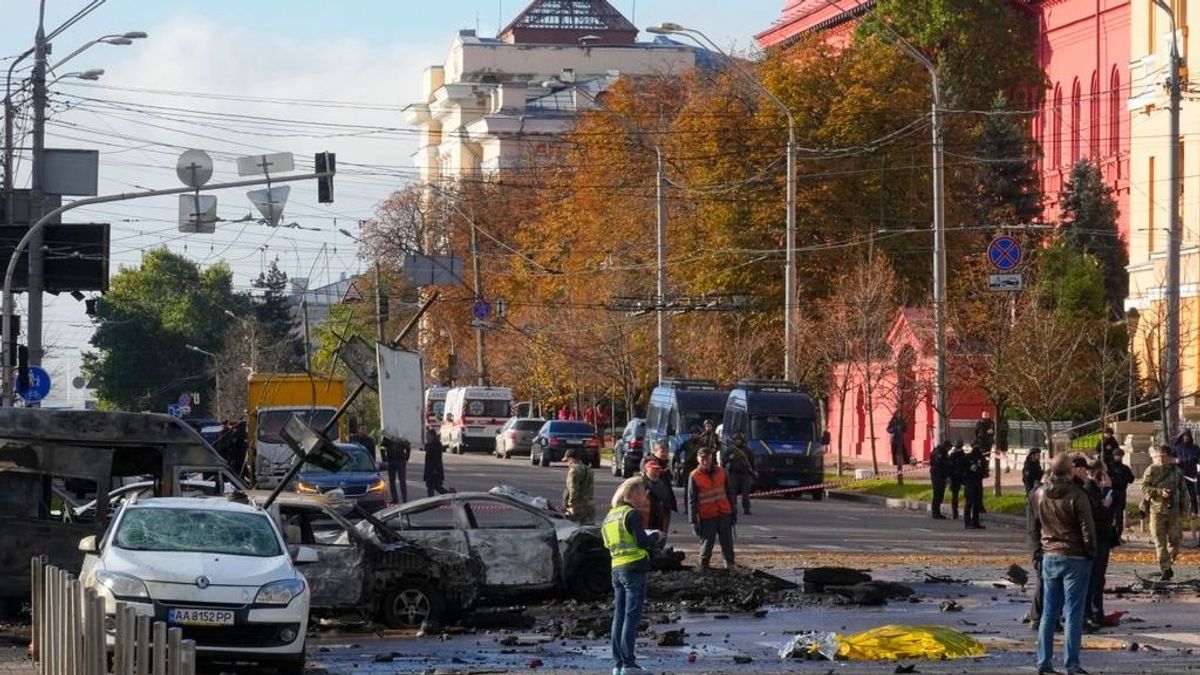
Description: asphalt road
xmin=403 ymin=446 xmax=1029 ymax=560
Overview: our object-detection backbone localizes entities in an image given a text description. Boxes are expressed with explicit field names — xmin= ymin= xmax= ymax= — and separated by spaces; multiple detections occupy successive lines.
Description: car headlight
xmin=95 ymin=571 xmax=149 ymax=599
xmin=367 ymin=478 xmax=387 ymax=493
xmin=295 ymin=481 xmax=319 ymax=494
xmin=254 ymin=578 xmax=305 ymax=606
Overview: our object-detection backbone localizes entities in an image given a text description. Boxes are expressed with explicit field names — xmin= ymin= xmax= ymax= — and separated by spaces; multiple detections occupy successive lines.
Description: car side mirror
xmin=78 ymin=535 xmax=98 ymax=553
xmin=292 ymin=546 xmax=319 ymax=565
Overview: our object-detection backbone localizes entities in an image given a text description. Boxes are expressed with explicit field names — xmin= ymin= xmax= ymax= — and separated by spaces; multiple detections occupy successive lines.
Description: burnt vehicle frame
xmin=259 ymin=491 xmax=483 ymax=628
xmin=369 ymin=491 xmax=612 ymax=601
xmin=0 ymin=409 xmax=245 ymax=608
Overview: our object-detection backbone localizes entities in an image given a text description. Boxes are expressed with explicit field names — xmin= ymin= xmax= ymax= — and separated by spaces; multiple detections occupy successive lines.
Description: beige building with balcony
xmin=403 ymin=0 xmax=707 ymax=183
xmin=1127 ymin=1 xmax=1200 ymax=406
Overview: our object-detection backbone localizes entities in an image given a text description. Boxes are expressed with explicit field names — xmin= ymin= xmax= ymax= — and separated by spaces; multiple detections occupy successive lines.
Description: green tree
xmin=969 ymin=92 xmax=1042 ymax=231
xmin=251 ymin=259 xmax=304 ymax=371
xmin=82 ymin=248 xmax=245 ymax=414
xmin=1059 ymin=158 xmax=1126 ymax=318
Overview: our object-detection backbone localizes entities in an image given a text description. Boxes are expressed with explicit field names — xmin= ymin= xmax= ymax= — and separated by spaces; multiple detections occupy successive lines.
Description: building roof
xmin=499 ymin=0 xmax=638 ymax=45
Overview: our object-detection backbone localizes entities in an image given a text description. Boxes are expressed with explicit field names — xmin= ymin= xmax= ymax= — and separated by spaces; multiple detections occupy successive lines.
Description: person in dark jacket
xmin=887 ymin=412 xmax=908 ymax=467
xmin=1030 ymin=453 xmax=1097 ymax=675
xmin=349 ymin=424 xmax=378 ymax=463
xmin=1083 ymin=458 xmax=1116 ymax=630
xmin=963 ymin=443 xmax=989 ymax=529
xmin=1023 ymin=448 xmax=1045 ymax=495
xmin=640 ymin=458 xmax=676 ymax=534
xmin=929 ymin=441 xmax=951 ymax=519
xmin=674 ymin=428 xmax=703 ymax=488
xmin=974 ymin=411 xmax=995 ymax=453
xmin=383 ymin=436 xmax=412 ymax=503
xmin=1097 ymin=427 xmax=1122 ymax=468
xmin=1108 ymin=448 xmax=1136 ymax=542
xmin=1172 ymin=429 xmax=1200 ymax=516
xmin=948 ymin=440 xmax=967 ymax=519
xmin=721 ymin=433 xmax=757 ymax=515
xmin=422 ymin=429 xmax=448 ymax=497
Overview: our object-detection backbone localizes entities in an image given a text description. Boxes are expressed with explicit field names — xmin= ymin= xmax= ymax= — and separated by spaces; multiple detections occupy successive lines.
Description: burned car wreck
xmin=368 ymin=490 xmax=612 ymax=601
xmin=261 ymin=492 xmax=483 ymax=628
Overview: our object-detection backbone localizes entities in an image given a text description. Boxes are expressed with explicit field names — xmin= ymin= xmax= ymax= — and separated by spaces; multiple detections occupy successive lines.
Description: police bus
xmin=721 ymin=380 xmax=825 ymax=498
xmin=645 ymin=379 xmax=730 ymax=486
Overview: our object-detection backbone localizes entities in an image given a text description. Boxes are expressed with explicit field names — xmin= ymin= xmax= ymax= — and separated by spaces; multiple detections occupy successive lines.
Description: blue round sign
xmin=472 ymin=298 xmax=492 ymax=321
xmin=16 ymin=365 xmax=51 ymax=402
xmin=987 ymin=236 xmax=1023 ymax=272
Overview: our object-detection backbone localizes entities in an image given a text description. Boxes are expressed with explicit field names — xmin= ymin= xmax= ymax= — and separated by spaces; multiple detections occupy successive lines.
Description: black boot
xmin=932 ymin=511 xmax=946 ymax=520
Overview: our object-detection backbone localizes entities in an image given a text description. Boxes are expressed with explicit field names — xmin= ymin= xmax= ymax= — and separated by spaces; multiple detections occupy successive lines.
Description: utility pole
xmin=469 ymin=214 xmax=486 ymax=385
xmin=374 ymin=261 xmax=385 ymax=343
xmin=1157 ymin=0 xmax=1183 ymax=439
xmin=27 ymin=7 xmax=47 ymax=382
xmin=655 ymin=148 xmax=668 ymax=383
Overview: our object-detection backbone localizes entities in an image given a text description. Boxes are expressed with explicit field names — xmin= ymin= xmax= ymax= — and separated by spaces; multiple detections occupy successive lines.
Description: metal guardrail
xmin=31 ymin=557 xmax=196 ymax=675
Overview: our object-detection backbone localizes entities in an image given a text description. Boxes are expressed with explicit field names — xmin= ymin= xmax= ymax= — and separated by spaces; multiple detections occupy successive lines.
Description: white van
xmin=439 ymin=386 xmax=514 ymax=454
xmin=424 ymin=385 xmax=450 ymax=437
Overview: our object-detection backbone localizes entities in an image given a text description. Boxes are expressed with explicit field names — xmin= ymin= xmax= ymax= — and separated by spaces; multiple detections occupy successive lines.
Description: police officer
xmin=563 ymin=449 xmax=595 ymax=524
xmin=674 ymin=427 xmax=703 ymax=488
xmin=722 ymin=433 xmax=757 ymax=515
xmin=1022 ymin=447 xmax=1045 ymax=495
xmin=948 ymin=440 xmax=967 ymax=520
xmin=1142 ymin=444 xmax=1187 ymax=580
xmin=929 ymin=441 xmax=951 ymax=520
xmin=963 ymin=443 xmax=989 ymax=529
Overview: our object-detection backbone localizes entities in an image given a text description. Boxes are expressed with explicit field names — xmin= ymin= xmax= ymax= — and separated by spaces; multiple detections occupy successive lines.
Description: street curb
xmin=827 ymin=489 xmax=1028 ymax=528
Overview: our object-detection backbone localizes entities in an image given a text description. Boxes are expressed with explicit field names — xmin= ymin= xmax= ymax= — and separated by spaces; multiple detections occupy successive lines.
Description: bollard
xmin=92 ymin=592 xmax=108 ymax=675
xmin=119 ymin=605 xmax=137 ymax=675
xmin=178 ymin=640 xmax=196 ymax=675
xmin=65 ymin=578 xmax=78 ymax=675
xmin=46 ymin=567 xmax=57 ymax=675
xmin=30 ymin=557 xmax=41 ymax=664
xmin=166 ymin=628 xmax=183 ymax=675
xmin=135 ymin=615 xmax=151 ymax=675
xmin=113 ymin=602 xmax=129 ymax=675
xmin=151 ymin=622 xmax=167 ymax=675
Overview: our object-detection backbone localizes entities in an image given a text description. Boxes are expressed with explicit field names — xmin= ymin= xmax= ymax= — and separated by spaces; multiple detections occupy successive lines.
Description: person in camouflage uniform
xmin=1142 ymin=444 xmax=1187 ymax=580
xmin=562 ymin=449 xmax=595 ymax=524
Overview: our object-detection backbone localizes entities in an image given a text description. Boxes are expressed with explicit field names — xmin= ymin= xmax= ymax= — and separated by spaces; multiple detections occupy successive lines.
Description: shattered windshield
xmin=113 ymin=507 xmax=282 ymax=557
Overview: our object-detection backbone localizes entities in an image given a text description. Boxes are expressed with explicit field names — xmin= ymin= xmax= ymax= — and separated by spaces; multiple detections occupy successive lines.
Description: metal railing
xmin=31 ymin=557 xmax=196 ymax=675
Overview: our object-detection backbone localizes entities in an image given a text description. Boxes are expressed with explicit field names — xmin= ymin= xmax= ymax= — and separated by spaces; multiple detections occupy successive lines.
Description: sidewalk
xmin=0 ymin=625 xmax=32 ymax=674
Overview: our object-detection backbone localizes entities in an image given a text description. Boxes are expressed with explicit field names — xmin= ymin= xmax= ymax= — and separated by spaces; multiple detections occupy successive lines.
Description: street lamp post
xmin=187 ymin=344 xmax=219 ymax=419
xmin=646 ymin=23 xmax=797 ymax=382
xmin=1154 ymin=0 xmax=1183 ymax=438
xmin=224 ymin=310 xmax=257 ymax=372
xmin=542 ymin=76 xmax=669 ymax=383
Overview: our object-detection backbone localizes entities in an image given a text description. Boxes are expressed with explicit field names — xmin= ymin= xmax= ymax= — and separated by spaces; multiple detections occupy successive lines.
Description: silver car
xmin=494 ymin=417 xmax=545 ymax=459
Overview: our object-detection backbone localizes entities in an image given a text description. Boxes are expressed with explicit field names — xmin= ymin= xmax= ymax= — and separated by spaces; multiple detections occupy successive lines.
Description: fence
xmin=31 ymin=557 xmax=196 ymax=675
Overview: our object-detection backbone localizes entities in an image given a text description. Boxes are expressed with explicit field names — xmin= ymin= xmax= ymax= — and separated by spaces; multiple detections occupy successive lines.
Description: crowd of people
xmin=1025 ymin=426 xmax=1199 ymax=675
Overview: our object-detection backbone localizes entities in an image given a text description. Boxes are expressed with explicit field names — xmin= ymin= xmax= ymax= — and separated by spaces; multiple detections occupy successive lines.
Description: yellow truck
xmin=247 ymin=373 xmax=347 ymax=487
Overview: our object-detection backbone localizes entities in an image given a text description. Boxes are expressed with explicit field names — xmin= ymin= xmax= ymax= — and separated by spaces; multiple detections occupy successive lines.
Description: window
xmin=1090 ymin=72 xmax=1101 ymax=157
xmin=465 ymin=500 xmax=541 ymax=529
xmin=548 ymin=421 xmax=595 ymax=434
xmin=395 ymin=502 xmax=456 ymax=530
xmin=464 ymin=398 xmax=510 ymax=418
xmin=1150 ymin=0 xmax=1158 ymax=54
xmin=1070 ymin=79 xmax=1082 ymax=164
xmin=1149 ymin=156 xmax=1157 ymax=252
xmin=1052 ymin=85 xmax=1063 ymax=167
xmin=749 ymin=415 xmax=815 ymax=443
xmin=1110 ymin=68 xmax=1122 ymax=156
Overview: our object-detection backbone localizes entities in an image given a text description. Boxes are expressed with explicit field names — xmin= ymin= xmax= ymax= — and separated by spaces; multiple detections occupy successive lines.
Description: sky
xmin=0 ymin=0 xmax=785 ymax=407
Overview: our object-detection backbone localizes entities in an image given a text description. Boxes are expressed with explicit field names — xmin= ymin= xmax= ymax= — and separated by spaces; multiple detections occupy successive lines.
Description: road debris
xmin=938 ymin=600 xmax=963 ymax=613
xmin=827 ymin=581 xmax=915 ymax=606
xmin=803 ymin=566 xmax=872 ymax=591
xmin=1005 ymin=564 xmax=1029 ymax=589
xmin=652 ymin=628 xmax=687 ymax=646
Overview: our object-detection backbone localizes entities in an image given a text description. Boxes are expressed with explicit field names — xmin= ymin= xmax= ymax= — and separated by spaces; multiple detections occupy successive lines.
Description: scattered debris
xmin=804 ymin=566 xmax=872 ymax=591
xmin=648 ymin=568 xmax=793 ymax=610
xmin=1004 ymin=564 xmax=1030 ymax=588
xmin=923 ymin=573 xmax=966 ymax=584
xmin=827 ymin=581 xmax=915 ymax=606
xmin=894 ymin=665 xmax=919 ymax=674
xmin=653 ymin=628 xmax=687 ymax=647
xmin=938 ymin=600 xmax=963 ymax=613
xmin=754 ymin=609 xmax=769 ymax=618
xmin=462 ymin=606 xmax=535 ymax=630
xmin=732 ymin=655 xmax=753 ymax=664
xmin=372 ymin=652 xmax=397 ymax=663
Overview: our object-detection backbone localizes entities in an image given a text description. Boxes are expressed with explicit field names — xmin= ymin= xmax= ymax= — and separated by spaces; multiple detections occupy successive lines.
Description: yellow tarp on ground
xmin=836 ymin=624 xmax=986 ymax=660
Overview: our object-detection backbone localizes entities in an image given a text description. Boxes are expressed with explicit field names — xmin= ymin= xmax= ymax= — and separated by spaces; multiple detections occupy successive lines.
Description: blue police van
xmin=721 ymin=380 xmax=825 ymax=499
xmin=644 ymin=379 xmax=730 ymax=486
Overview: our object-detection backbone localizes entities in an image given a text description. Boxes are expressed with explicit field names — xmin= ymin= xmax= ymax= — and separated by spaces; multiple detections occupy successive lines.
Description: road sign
xmin=988 ymin=274 xmax=1023 ymax=291
xmin=472 ymin=298 xmax=492 ymax=321
xmin=15 ymin=365 xmax=50 ymax=402
xmin=987 ymin=236 xmax=1023 ymax=272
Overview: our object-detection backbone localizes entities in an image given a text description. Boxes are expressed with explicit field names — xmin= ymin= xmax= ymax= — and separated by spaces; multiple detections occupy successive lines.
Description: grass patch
xmin=838 ymin=477 xmax=1031 ymax=515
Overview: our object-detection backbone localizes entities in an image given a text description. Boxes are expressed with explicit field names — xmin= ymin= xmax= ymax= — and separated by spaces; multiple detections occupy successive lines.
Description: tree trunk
xmin=994 ymin=398 xmax=1007 ymax=497
xmin=866 ymin=378 xmax=879 ymax=475
xmin=992 ymin=401 xmax=1003 ymax=496
xmin=1044 ymin=419 xmax=1055 ymax=459
xmin=836 ymin=367 xmax=850 ymax=477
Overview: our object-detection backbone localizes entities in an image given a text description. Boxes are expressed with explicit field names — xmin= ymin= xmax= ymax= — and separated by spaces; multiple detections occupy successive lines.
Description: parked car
xmin=266 ymin=491 xmax=482 ymax=629
xmin=293 ymin=442 xmax=389 ymax=512
xmin=370 ymin=491 xmax=611 ymax=600
xmin=531 ymin=421 xmax=601 ymax=468
xmin=79 ymin=496 xmax=311 ymax=672
xmin=61 ymin=479 xmax=225 ymax=524
xmin=494 ymin=417 xmax=545 ymax=459
xmin=611 ymin=418 xmax=647 ymax=478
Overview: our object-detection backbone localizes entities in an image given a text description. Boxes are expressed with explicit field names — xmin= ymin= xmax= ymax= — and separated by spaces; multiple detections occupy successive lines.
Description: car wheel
xmin=571 ymin=554 xmax=612 ymax=600
xmin=503 ymin=445 xmax=511 ymax=460
xmin=540 ymin=448 xmax=551 ymax=467
xmin=381 ymin=579 xmax=444 ymax=629
xmin=811 ymin=488 xmax=825 ymax=501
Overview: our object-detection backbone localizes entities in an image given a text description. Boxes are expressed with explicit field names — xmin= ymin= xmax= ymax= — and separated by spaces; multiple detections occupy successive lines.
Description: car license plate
xmin=168 ymin=608 xmax=234 ymax=626
xmin=566 ymin=439 xmax=582 ymax=446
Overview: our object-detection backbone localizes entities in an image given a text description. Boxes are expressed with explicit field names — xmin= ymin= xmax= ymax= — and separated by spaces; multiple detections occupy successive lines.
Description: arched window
xmin=1090 ymin=71 xmax=1101 ymax=158
xmin=1052 ymin=84 xmax=1063 ymax=168
xmin=1110 ymin=67 xmax=1122 ymax=156
xmin=1070 ymin=79 xmax=1082 ymax=164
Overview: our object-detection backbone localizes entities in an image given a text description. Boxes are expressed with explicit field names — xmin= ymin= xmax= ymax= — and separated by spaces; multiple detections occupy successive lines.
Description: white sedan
xmin=80 ymin=496 xmax=314 ymax=673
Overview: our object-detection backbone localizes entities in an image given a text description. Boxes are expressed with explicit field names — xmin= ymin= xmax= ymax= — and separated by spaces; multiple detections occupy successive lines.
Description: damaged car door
xmin=376 ymin=499 xmax=472 ymax=562
xmin=461 ymin=497 xmax=558 ymax=591
xmin=277 ymin=502 xmax=365 ymax=610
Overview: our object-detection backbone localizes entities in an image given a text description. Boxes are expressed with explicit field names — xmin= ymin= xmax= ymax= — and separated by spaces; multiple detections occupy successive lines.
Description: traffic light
xmin=315 ymin=152 xmax=335 ymax=204
xmin=16 ymin=345 xmax=29 ymax=393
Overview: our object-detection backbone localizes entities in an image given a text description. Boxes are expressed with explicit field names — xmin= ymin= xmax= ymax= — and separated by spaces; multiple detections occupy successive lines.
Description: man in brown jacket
xmin=1031 ymin=453 xmax=1096 ymax=675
